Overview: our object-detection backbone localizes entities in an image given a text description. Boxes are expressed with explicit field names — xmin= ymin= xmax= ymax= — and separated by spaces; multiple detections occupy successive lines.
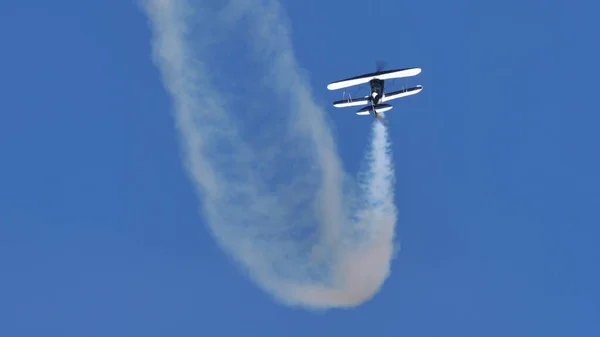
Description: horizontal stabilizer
xmin=356 ymin=111 xmax=371 ymax=116
xmin=382 ymin=85 xmax=423 ymax=102
xmin=327 ymin=67 xmax=421 ymax=90
xmin=357 ymin=103 xmax=393 ymax=114
xmin=333 ymin=96 xmax=370 ymax=108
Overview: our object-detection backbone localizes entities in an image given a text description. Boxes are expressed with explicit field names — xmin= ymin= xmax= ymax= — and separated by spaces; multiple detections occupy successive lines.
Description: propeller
xmin=375 ymin=60 xmax=387 ymax=72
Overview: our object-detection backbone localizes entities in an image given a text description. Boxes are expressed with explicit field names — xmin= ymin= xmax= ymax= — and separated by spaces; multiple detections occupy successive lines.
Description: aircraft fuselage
xmin=369 ymin=78 xmax=385 ymax=105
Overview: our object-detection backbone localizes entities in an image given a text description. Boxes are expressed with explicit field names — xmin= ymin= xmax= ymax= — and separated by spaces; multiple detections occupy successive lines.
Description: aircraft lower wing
xmin=327 ymin=68 xmax=421 ymax=91
xmin=381 ymin=85 xmax=423 ymax=102
xmin=333 ymin=96 xmax=370 ymax=108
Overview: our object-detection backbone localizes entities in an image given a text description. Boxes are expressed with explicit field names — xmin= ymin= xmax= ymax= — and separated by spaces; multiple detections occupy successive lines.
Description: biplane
xmin=327 ymin=64 xmax=423 ymax=123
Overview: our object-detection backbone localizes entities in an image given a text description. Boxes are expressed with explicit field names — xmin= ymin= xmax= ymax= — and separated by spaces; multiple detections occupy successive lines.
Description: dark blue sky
xmin=1 ymin=0 xmax=598 ymax=336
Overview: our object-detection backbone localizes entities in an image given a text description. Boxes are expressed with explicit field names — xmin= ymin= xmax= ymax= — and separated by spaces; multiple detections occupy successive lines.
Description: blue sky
xmin=1 ymin=0 xmax=599 ymax=336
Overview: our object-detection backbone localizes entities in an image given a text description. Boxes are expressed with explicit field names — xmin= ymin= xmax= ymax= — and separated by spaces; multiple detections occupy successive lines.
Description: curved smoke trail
xmin=140 ymin=0 xmax=398 ymax=309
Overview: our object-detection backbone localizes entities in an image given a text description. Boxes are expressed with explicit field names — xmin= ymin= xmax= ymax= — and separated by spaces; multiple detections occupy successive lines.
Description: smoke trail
xmin=140 ymin=0 xmax=398 ymax=309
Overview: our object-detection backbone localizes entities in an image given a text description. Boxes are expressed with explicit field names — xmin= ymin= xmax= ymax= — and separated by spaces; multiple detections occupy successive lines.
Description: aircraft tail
xmin=356 ymin=104 xmax=393 ymax=115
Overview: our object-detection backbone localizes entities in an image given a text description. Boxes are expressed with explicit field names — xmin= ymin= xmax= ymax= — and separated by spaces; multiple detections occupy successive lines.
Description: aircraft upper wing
xmin=327 ymin=68 xmax=421 ymax=91
xmin=381 ymin=85 xmax=423 ymax=102
xmin=333 ymin=96 xmax=370 ymax=108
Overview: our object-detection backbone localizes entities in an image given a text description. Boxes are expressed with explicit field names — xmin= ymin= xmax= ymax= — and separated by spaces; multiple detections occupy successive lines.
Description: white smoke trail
xmin=140 ymin=0 xmax=398 ymax=309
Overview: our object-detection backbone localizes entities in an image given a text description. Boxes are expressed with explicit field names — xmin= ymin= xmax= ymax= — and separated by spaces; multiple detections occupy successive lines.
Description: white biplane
xmin=327 ymin=64 xmax=423 ymax=123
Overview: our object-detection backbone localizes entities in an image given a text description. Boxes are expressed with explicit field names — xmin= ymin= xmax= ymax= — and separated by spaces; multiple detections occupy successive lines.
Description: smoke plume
xmin=140 ymin=0 xmax=399 ymax=309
